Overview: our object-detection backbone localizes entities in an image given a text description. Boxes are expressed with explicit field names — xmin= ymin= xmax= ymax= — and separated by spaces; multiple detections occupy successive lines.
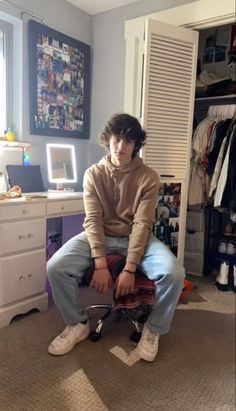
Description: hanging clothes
xmin=220 ymin=123 xmax=236 ymax=209
xmin=207 ymin=119 xmax=232 ymax=175
xmin=188 ymin=117 xmax=216 ymax=205
xmin=214 ymin=129 xmax=234 ymax=207
xmin=209 ymin=136 xmax=227 ymax=198
xmin=189 ymin=104 xmax=235 ymax=206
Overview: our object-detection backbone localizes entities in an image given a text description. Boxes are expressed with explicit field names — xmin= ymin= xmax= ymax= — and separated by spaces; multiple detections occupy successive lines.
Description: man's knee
xmin=158 ymin=255 xmax=185 ymax=284
xmin=47 ymin=255 xmax=62 ymax=282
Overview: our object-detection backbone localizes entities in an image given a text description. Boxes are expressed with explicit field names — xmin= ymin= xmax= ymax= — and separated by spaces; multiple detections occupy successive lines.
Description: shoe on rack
xmin=223 ymin=223 xmax=233 ymax=236
xmin=233 ymin=265 xmax=236 ymax=293
xmin=218 ymin=241 xmax=227 ymax=253
xmin=215 ymin=262 xmax=229 ymax=291
xmin=136 ymin=325 xmax=160 ymax=362
xmin=226 ymin=242 xmax=235 ymax=255
xmin=48 ymin=322 xmax=90 ymax=356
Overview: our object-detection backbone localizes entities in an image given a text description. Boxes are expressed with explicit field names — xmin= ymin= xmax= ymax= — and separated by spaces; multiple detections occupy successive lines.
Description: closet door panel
xmin=141 ymin=19 xmax=199 ymax=180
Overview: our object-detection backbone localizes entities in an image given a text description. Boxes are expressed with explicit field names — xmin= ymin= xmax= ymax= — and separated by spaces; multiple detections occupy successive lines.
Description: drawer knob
xmin=19 ymin=275 xmax=24 ymax=280
xmin=61 ymin=206 xmax=64 ymax=210
xmin=22 ymin=209 xmax=29 ymax=214
xmin=28 ymin=273 xmax=33 ymax=278
xmin=27 ymin=233 xmax=34 ymax=238
xmin=18 ymin=235 xmax=26 ymax=240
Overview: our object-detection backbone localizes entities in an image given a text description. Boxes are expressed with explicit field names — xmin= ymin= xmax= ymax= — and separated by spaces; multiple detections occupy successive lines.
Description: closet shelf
xmin=207 ymin=251 xmax=236 ymax=265
xmin=0 ymin=141 xmax=30 ymax=148
xmin=210 ymin=234 xmax=236 ymax=240
xmin=195 ymin=94 xmax=236 ymax=102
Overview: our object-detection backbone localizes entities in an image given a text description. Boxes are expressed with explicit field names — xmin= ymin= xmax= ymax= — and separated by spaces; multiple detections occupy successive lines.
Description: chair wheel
xmin=89 ymin=330 xmax=102 ymax=342
xmin=130 ymin=331 xmax=141 ymax=343
xmin=138 ymin=314 xmax=148 ymax=324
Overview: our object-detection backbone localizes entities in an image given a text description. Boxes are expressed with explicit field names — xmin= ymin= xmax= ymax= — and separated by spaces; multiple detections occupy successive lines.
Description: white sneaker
xmin=136 ymin=325 xmax=160 ymax=362
xmin=226 ymin=242 xmax=235 ymax=255
xmin=216 ymin=262 xmax=229 ymax=285
xmin=233 ymin=265 xmax=236 ymax=288
xmin=218 ymin=241 xmax=227 ymax=253
xmin=48 ymin=322 xmax=90 ymax=356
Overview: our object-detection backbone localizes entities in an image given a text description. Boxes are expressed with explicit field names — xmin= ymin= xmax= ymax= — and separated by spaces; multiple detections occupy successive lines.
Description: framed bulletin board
xmin=28 ymin=20 xmax=90 ymax=139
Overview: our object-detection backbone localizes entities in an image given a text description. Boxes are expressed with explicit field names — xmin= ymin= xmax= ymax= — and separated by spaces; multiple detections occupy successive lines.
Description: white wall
xmin=0 ymin=0 xmax=92 ymax=190
xmin=0 ymin=0 xmax=200 ymax=188
xmin=90 ymin=0 xmax=200 ymax=166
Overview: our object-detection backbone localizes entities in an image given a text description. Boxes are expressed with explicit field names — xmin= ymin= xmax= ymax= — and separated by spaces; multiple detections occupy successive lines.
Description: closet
xmin=185 ymin=23 xmax=236 ymax=285
xmin=123 ymin=1 xmax=235 ymax=273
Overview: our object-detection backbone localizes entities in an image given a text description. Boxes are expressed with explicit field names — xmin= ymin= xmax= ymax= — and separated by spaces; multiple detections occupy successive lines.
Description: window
xmin=0 ymin=19 xmax=13 ymax=136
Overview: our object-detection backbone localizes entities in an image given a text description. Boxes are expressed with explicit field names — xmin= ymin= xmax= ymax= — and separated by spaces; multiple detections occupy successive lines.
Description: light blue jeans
xmin=47 ymin=231 xmax=185 ymax=335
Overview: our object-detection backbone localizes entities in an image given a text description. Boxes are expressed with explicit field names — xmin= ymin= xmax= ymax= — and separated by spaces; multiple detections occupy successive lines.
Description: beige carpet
xmin=0 ymin=276 xmax=235 ymax=411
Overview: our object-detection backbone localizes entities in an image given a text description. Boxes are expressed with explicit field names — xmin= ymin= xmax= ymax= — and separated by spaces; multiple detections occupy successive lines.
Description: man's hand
xmin=91 ymin=267 xmax=112 ymax=294
xmin=115 ymin=270 xmax=136 ymax=298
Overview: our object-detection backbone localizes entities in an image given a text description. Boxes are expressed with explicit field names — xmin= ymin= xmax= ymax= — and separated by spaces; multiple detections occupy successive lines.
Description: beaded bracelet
xmin=123 ymin=269 xmax=135 ymax=274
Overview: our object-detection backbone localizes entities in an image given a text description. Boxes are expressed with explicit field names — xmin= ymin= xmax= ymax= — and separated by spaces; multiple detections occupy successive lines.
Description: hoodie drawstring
xmin=110 ymin=170 xmax=119 ymax=200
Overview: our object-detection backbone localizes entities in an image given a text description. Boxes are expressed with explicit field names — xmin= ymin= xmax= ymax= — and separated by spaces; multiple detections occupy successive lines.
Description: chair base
xmin=85 ymin=303 xmax=151 ymax=342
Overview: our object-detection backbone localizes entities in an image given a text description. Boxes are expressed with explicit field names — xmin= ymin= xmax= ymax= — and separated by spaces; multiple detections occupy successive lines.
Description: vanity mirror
xmin=46 ymin=143 xmax=77 ymax=191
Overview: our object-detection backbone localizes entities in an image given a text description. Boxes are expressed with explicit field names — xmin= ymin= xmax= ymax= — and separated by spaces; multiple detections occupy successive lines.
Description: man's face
xmin=109 ymin=134 xmax=135 ymax=166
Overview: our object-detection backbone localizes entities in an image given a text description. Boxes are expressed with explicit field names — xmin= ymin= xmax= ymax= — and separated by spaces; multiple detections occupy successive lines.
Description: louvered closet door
xmin=141 ymin=19 xmax=198 ymax=180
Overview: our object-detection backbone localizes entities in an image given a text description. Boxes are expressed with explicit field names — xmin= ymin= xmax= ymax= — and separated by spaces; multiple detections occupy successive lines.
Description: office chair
xmin=81 ymin=254 xmax=156 ymax=343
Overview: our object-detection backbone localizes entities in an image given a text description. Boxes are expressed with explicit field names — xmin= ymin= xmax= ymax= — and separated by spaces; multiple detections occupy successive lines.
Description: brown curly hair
xmin=99 ymin=113 xmax=146 ymax=157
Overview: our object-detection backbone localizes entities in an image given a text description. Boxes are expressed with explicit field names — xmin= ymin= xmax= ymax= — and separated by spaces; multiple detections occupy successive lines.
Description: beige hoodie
xmin=83 ymin=154 xmax=159 ymax=265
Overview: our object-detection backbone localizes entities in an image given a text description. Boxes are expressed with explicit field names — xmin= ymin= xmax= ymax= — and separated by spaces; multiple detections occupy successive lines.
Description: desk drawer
xmin=47 ymin=198 xmax=84 ymax=217
xmin=0 ymin=202 xmax=46 ymax=221
xmin=0 ymin=249 xmax=46 ymax=306
xmin=0 ymin=219 xmax=46 ymax=256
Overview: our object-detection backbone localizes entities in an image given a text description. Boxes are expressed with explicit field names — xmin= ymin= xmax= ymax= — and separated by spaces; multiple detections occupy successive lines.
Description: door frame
xmin=126 ymin=0 xmax=235 ymax=30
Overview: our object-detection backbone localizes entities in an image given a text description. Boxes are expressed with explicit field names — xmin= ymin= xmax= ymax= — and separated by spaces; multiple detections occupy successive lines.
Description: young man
xmin=47 ymin=113 xmax=185 ymax=362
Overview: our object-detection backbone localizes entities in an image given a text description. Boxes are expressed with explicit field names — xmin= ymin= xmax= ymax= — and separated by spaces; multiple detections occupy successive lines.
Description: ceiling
xmin=64 ymin=0 xmax=141 ymax=15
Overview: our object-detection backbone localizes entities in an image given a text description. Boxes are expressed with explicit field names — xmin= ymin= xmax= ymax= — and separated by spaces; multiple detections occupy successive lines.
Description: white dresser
xmin=0 ymin=192 xmax=84 ymax=327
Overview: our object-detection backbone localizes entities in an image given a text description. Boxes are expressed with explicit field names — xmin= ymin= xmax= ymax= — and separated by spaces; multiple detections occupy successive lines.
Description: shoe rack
xmin=205 ymin=206 xmax=236 ymax=291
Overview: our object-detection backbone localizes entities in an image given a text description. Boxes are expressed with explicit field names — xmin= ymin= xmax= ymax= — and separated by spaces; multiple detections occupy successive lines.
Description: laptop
xmin=6 ymin=164 xmax=45 ymax=193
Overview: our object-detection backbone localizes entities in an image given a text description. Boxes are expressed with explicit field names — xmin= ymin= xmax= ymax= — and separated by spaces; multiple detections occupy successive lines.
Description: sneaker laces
xmin=142 ymin=327 xmax=159 ymax=345
xmin=59 ymin=326 xmax=75 ymax=340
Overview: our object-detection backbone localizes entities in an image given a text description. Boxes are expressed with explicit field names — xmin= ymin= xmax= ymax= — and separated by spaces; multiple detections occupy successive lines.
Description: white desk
xmin=0 ymin=192 xmax=84 ymax=327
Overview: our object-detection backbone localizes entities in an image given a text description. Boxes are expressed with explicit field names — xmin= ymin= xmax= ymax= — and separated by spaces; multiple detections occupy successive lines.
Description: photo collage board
xmin=154 ymin=182 xmax=181 ymax=256
xmin=29 ymin=20 xmax=90 ymax=139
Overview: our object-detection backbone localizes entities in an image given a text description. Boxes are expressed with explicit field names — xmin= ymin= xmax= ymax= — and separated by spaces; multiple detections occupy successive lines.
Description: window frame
xmin=0 ymin=18 xmax=13 ymax=135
